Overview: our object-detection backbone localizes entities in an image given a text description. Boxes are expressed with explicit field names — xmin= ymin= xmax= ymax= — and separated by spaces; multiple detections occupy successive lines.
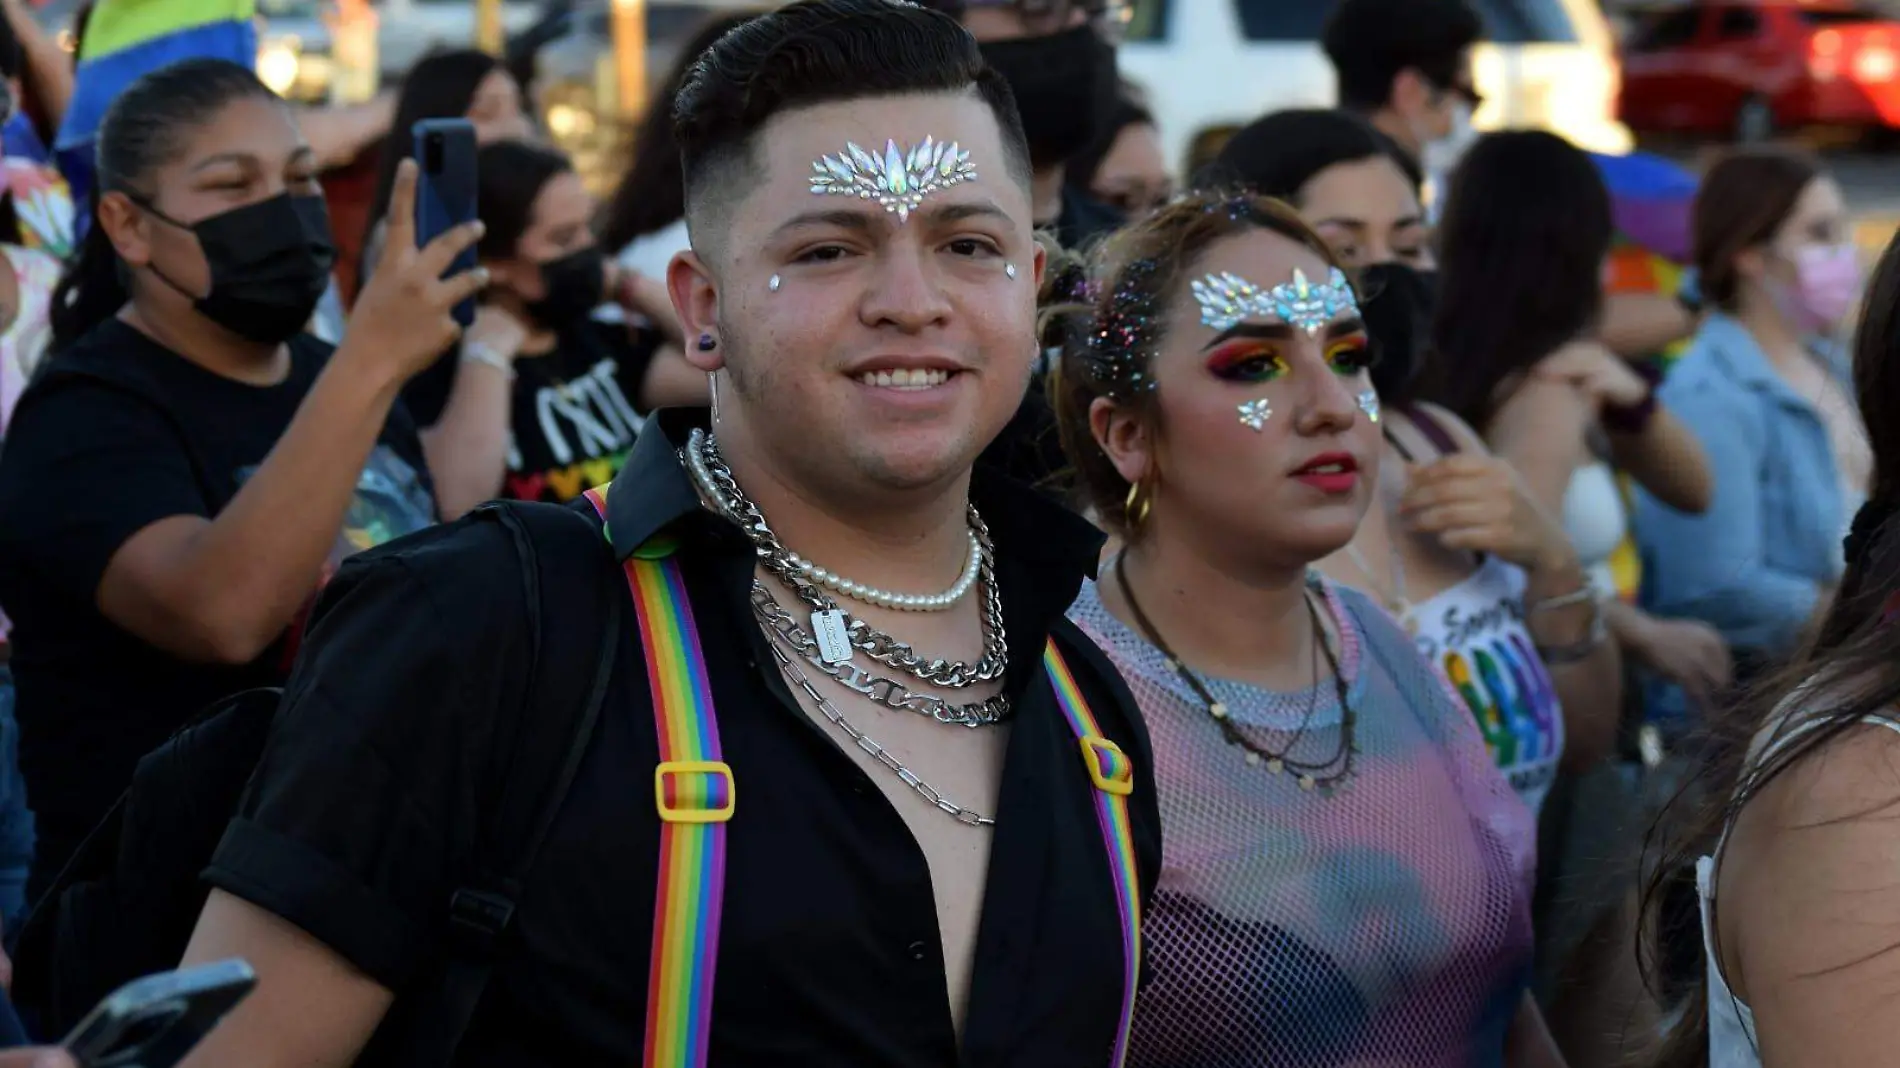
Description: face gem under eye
xmin=1238 ymin=397 xmax=1272 ymax=431
xmin=1357 ymin=390 xmax=1381 ymax=423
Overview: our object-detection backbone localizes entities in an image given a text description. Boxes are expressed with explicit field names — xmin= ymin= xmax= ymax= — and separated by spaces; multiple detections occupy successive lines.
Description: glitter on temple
xmin=1081 ymin=257 xmax=1166 ymax=400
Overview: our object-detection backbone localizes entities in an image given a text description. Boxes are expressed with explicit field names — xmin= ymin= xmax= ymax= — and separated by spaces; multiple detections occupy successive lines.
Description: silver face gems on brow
xmin=768 ymin=274 xmax=782 ymax=293
xmin=808 ymin=137 xmax=978 ymax=223
xmin=1357 ymin=390 xmax=1381 ymax=423
xmin=1238 ymin=398 xmax=1272 ymax=431
xmin=1191 ymin=267 xmax=1359 ymax=336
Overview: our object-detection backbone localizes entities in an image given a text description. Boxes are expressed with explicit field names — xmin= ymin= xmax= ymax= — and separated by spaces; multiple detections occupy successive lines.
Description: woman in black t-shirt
xmin=0 ymin=59 xmax=487 ymax=894
xmin=406 ymin=140 xmax=701 ymax=515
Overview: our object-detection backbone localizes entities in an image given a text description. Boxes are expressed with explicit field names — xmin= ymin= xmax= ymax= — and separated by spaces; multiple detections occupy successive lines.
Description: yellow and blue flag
xmin=55 ymin=0 xmax=259 ymax=209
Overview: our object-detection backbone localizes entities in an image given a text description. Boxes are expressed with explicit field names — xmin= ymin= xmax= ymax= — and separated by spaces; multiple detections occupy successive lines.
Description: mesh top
xmin=1070 ymin=575 xmax=1537 ymax=1068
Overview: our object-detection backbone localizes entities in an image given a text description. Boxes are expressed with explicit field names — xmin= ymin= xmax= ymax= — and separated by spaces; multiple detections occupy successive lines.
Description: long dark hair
xmin=1642 ymin=221 xmax=1900 ymax=1068
xmin=596 ymin=11 xmax=760 ymax=252
xmin=1419 ymin=130 xmax=1613 ymax=432
xmin=360 ymin=50 xmax=506 ymax=267
xmin=476 ymin=140 xmax=574 ymax=260
xmin=50 ymin=59 xmax=282 ymax=352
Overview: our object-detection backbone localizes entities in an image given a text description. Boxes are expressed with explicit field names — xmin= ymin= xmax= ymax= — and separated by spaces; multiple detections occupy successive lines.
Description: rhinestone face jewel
xmin=1238 ymin=397 xmax=1272 ymax=431
xmin=1004 ymin=262 xmax=1017 ymax=280
xmin=809 ymin=137 xmax=978 ymax=223
xmin=768 ymin=274 xmax=782 ymax=292
xmin=1191 ymin=267 xmax=1359 ymax=336
xmin=1357 ymin=389 xmax=1381 ymax=423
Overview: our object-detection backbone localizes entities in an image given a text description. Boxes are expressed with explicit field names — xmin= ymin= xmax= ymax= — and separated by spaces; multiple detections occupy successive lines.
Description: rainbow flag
xmin=55 ymin=0 xmax=259 ymax=210
xmin=1592 ymin=150 xmax=1700 ymax=372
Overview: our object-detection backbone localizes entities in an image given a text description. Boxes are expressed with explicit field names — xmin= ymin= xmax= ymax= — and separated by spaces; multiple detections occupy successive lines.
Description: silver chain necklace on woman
xmin=684 ymin=428 xmax=1009 ymax=687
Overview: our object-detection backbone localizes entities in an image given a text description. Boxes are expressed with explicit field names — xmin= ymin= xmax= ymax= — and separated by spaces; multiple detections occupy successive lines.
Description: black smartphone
xmin=61 ymin=959 xmax=257 ymax=1068
xmin=413 ymin=117 xmax=480 ymax=328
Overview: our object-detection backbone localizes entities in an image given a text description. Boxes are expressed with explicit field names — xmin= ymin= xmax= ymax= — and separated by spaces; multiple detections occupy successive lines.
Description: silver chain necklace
xmin=751 ymin=584 xmax=1013 ymax=727
xmin=685 ymin=428 xmax=1008 ymax=687
xmin=763 ymin=632 xmax=997 ymax=827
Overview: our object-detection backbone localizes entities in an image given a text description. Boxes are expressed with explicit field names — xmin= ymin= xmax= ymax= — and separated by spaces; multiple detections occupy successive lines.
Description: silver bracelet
xmin=1534 ymin=593 xmax=1608 ymax=664
xmin=460 ymin=340 xmax=515 ymax=380
xmin=1527 ymin=583 xmax=1597 ymax=615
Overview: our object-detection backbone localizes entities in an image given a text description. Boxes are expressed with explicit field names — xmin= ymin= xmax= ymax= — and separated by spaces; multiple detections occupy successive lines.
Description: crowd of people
xmin=0 ymin=0 xmax=1883 ymax=1064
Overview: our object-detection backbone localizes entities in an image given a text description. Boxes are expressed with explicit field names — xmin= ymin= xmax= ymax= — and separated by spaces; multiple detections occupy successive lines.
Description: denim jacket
xmin=1633 ymin=313 xmax=1848 ymax=656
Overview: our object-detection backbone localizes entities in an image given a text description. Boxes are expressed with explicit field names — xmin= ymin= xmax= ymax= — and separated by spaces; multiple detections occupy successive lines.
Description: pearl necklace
xmin=783 ymin=533 xmax=983 ymax=612
xmin=683 ymin=430 xmax=987 ymax=614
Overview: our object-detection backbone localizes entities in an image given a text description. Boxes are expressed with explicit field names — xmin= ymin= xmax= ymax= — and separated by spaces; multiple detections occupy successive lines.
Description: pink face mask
xmin=1780 ymin=243 xmax=1863 ymax=333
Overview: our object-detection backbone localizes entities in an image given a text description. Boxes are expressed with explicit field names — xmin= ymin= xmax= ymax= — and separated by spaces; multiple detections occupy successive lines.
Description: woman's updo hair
xmin=1050 ymin=189 xmax=1355 ymax=538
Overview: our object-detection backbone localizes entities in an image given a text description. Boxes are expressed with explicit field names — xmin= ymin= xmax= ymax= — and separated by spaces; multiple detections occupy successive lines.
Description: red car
xmin=1619 ymin=0 xmax=1900 ymax=140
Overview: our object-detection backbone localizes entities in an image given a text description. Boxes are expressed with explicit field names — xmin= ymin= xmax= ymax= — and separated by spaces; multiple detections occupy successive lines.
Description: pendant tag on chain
xmin=811 ymin=609 xmax=853 ymax=664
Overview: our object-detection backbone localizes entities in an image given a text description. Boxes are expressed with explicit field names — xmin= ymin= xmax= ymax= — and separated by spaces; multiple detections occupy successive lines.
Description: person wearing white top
xmin=1651 ymin=225 xmax=1900 ymax=1068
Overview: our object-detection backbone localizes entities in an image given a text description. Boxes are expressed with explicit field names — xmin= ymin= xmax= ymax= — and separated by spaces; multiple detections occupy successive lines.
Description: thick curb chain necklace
xmin=751 ymin=584 xmax=1012 ymax=727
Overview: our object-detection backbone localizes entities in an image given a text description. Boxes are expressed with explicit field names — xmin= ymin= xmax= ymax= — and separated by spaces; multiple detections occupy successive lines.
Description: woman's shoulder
xmin=1395 ymin=401 xmax=1492 ymax=457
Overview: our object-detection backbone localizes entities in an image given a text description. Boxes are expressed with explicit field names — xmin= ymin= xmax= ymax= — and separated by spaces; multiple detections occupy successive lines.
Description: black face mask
xmin=143 ymin=192 xmax=336 ymax=345
xmin=1359 ymin=261 xmax=1439 ymax=404
xmin=980 ymin=23 xmax=1118 ymax=171
xmin=525 ymin=245 xmax=606 ymax=330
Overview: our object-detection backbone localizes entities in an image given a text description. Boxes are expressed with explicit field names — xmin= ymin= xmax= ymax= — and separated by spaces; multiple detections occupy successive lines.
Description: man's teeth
xmin=858 ymin=368 xmax=952 ymax=389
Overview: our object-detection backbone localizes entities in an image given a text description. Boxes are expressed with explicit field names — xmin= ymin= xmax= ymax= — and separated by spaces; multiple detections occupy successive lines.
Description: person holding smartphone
xmin=0 ymin=58 xmax=485 ymax=897
xmin=406 ymin=139 xmax=701 ymax=517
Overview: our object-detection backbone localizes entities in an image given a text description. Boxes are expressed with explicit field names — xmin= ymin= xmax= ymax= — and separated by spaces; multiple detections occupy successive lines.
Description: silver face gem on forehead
xmin=1191 ymin=267 xmax=1359 ymax=336
xmin=808 ymin=137 xmax=978 ymax=224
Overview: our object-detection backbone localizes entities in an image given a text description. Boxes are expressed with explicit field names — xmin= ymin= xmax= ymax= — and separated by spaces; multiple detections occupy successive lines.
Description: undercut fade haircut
xmin=672 ymin=0 xmax=1031 ymax=257
xmin=1322 ymin=0 xmax=1483 ymax=113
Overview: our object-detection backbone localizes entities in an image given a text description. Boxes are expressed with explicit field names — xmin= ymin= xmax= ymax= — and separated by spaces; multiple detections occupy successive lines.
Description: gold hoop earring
xmin=1123 ymin=475 xmax=1153 ymax=535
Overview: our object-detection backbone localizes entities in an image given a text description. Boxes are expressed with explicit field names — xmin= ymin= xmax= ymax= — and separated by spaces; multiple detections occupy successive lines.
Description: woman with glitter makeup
xmin=1212 ymin=108 xmax=1616 ymax=819
xmin=1053 ymin=190 xmax=1567 ymax=1066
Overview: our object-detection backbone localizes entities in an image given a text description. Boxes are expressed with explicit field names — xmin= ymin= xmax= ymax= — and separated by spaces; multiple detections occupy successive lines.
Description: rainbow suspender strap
xmin=584 ymin=486 xmax=1140 ymax=1068
xmin=1045 ymin=643 xmax=1143 ymax=1068
xmin=583 ymin=488 xmax=733 ymax=1068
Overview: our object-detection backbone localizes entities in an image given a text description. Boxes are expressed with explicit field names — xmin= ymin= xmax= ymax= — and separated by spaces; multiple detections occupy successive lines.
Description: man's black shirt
xmin=207 ymin=410 xmax=1161 ymax=1067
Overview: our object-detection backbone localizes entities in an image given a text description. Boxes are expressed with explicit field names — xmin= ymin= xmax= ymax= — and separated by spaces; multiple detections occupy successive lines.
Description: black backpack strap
xmin=397 ymin=498 xmax=623 ymax=1066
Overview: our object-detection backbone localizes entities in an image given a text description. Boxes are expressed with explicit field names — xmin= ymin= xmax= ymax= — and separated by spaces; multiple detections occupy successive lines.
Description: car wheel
xmin=1735 ymin=95 xmax=1775 ymax=144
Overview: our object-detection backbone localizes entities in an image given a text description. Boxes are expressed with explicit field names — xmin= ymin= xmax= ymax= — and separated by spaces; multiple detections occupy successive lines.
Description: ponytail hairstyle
xmin=50 ymin=58 xmax=281 ymax=352
xmin=1642 ymin=223 xmax=1900 ymax=1068
xmin=1049 ymin=189 xmax=1354 ymax=541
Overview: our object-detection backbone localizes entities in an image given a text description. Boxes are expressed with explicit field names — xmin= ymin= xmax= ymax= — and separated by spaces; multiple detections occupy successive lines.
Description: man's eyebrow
xmin=770 ymin=209 xmax=880 ymax=238
xmin=919 ymin=200 xmax=1015 ymax=228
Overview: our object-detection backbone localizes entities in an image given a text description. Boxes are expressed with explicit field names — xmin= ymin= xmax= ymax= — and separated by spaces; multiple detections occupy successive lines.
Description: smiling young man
xmin=171 ymin=2 xmax=1159 ymax=1067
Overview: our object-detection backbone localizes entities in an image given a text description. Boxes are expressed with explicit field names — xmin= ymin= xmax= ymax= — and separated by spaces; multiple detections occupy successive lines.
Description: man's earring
xmin=709 ymin=370 xmax=721 ymax=424
xmin=697 ymin=333 xmax=717 ymax=352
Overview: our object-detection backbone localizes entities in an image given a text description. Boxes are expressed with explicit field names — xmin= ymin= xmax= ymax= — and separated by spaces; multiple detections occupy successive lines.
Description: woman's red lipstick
xmin=1290 ymin=452 xmax=1359 ymax=494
